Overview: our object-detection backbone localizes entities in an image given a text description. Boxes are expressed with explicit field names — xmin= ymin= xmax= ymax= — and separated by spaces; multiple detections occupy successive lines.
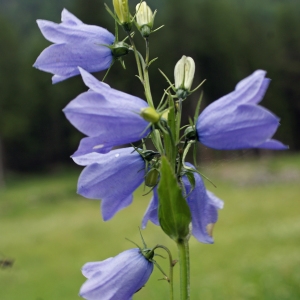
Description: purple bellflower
xmin=72 ymin=147 xmax=145 ymax=221
xmin=63 ymin=68 xmax=150 ymax=156
xmin=142 ymin=164 xmax=224 ymax=244
xmin=80 ymin=248 xmax=154 ymax=300
xmin=33 ymin=9 xmax=115 ymax=83
xmin=196 ymin=70 xmax=288 ymax=150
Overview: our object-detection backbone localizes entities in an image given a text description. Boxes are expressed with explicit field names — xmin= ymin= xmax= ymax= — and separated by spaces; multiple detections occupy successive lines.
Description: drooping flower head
xmin=63 ymin=68 xmax=150 ymax=156
xmin=195 ymin=70 xmax=288 ymax=150
xmin=142 ymin=163 xmax=224 ymax=244
xmin=80 ymin=248 xmax=154 ymax=300
xmin=73 ymin=147 xmax=145 ymax=221
xmin=33 ymin=9 xmax=115 ymax=83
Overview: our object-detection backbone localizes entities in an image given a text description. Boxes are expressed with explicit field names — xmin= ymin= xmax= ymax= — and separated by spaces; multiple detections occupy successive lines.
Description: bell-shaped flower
xmin=63 ymin=68 xmax=150 ymax=156
xmin=33 ymin=9 xmax=115 ymax=83
xmin=142 ymin=164 xmax=224 ymax=244
xmin=73 ymin=147 xmax=145 ymax=221
xmin=196 ymin=70 xmax=288 ymax=150
xmin=80 ymin=248 xmax=154 ymax=300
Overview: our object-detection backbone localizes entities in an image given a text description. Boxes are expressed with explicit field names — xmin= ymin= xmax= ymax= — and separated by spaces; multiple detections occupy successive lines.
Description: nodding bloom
xmin=196 ymin=70 xmax=288 ymax=150
xmin=142 ymin=164 xmax=224 ymax=244
xmin=80 ymin=248 xmax=154 ymax=300
xmin=63 ymin=68 xmax=150 ymax=156
xmin=72 ymin=147 xmax=145 ymax=221
xmin=33 ymin=9 xmax=115 ymax=83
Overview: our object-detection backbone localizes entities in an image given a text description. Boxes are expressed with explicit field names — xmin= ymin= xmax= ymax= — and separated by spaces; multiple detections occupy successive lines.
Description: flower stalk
xmin=177 ymin=239 xmax=190 ymax=300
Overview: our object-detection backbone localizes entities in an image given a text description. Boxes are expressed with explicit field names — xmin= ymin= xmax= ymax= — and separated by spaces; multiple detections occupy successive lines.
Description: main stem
xmin=177 ymin=239 xmax=190 ymax=300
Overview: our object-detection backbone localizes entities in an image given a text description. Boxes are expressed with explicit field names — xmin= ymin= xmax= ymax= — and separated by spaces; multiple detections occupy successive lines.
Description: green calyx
xmin=184 ymin=125 xmax=197 ymax=141
xmin=142 ymin=150 xmax=159 ymax=161
xmin=141 ymin=247 xmax=155 ymax=260
xmin=140 ymin=25 xmax=151 ymax=38
xmin=176 ymin=88 xmax=190 ymax=100
xmin=111 ymin=41 xmax=131 ymax=58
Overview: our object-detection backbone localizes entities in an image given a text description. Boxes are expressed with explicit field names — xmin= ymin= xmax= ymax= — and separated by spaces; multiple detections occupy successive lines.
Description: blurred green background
xmin=0 ymin=0 xmax=300 ymax=299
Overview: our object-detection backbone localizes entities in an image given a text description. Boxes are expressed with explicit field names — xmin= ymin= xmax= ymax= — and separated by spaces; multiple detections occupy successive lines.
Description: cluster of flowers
xmin=34 ymin=3 xmax=287 ymax=300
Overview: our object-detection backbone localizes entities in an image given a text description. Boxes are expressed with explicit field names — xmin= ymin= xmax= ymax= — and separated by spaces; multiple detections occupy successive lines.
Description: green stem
xmin=177 ymin=239 xmax=190 ymax=300
xmin=143 ymin=38 xmax=154 ymax=107
xmin=153 ymin=244 xmax=174 ymax=300
xmin=128 ymin=34 xmax=144 ymax=84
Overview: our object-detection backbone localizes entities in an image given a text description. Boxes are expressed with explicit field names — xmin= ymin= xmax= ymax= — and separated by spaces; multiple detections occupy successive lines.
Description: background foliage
xmin=1 ymin=154 xmax=300 ymax=299
xmin=0 ymin=0 xmax=299 ymax=173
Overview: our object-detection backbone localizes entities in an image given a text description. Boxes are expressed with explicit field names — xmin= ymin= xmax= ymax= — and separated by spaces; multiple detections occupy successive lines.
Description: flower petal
xmin=141 ymin=189 xmax=159 ymax=228
xmin=183 ymin=167 xmax=223 ymax=244
xmin=82 ymin=258 xmax=114 ymax=279
xmin=197 ymin=103 xmax=283 ymax=150
xmin=61 ymin=8 xmax=83 ymax=25
xmin=256 ymin=139 xmax=288 ymax=150
xmin=75 ymin=148 xmax=145 ymax=220
xmin=199 ymin=70 xmax=270 ymax=122
xmin=34 ymin=43 xmax=112 ymax=78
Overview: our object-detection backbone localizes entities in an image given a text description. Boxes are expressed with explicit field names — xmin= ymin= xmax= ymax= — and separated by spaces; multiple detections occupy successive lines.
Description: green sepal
xmin=185 ymin=171 xmax=196 ymax=195
xmin=157 ymin=156 xmax=191 ymax=242
xmin=162 ymin=94 xmax=176 ymax=168
xmin=151 ymin=129 xmax=164 ymax=154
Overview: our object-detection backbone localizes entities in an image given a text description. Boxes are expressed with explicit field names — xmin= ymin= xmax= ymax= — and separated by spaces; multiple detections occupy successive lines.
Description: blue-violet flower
xmin=80 ymin=248 xmax=153 ymax=300
xmin=196 ymin=70 xmax=288 ymax=150
xmin=33 ymin=9 xmax=115 ymax=83
xmin=142 ymin=163 xmax=224 ymax=244
xmin=63 ymin=68 xmax=150 ymax=156
xmin=73 ymin=147 xmax=145 ymax=221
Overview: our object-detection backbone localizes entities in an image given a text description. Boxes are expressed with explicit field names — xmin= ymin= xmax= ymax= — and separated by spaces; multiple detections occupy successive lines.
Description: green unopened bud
xmin=140 ymin=107 xmax=160 ymax=123
xmin=136 ymin=2 xmax=155 ymax=37
xmin=145 ymin=168 xmax=160 ymax=187
xmin=184 ymin=125 xmax=197 ymax=141
xmin=174 ymin=56 xmax=195 ymax=97
xmin=113 ymin=0 xmax=132 ymax=31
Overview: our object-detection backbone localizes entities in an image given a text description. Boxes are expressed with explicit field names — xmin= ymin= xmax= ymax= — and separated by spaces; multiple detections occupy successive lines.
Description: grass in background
xmin=0 ymin=154 xmax=300 ymax=300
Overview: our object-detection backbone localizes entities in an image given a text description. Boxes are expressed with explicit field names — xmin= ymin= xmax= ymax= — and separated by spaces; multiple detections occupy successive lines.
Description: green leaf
xmin=157 ymin=156 xmax=192 ymax=242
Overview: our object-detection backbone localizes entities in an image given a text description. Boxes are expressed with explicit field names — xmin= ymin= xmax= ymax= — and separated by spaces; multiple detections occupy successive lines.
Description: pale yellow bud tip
xmin=140 ymin=107 xmax=160 ymax=123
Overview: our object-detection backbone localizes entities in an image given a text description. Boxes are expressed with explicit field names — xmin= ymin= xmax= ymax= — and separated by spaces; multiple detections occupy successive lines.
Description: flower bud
xmin=113 ymin=0 xmax=132 ymax=31
xmin=136 ymin=2 xmax=155 ymax=37
xmin=140 ymin=107 xmax=160 ymax=123
xmin=145 ymin=168 xmax=159 ymax=187
xmin=174 ymin=56 xmax=195 ymax=98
